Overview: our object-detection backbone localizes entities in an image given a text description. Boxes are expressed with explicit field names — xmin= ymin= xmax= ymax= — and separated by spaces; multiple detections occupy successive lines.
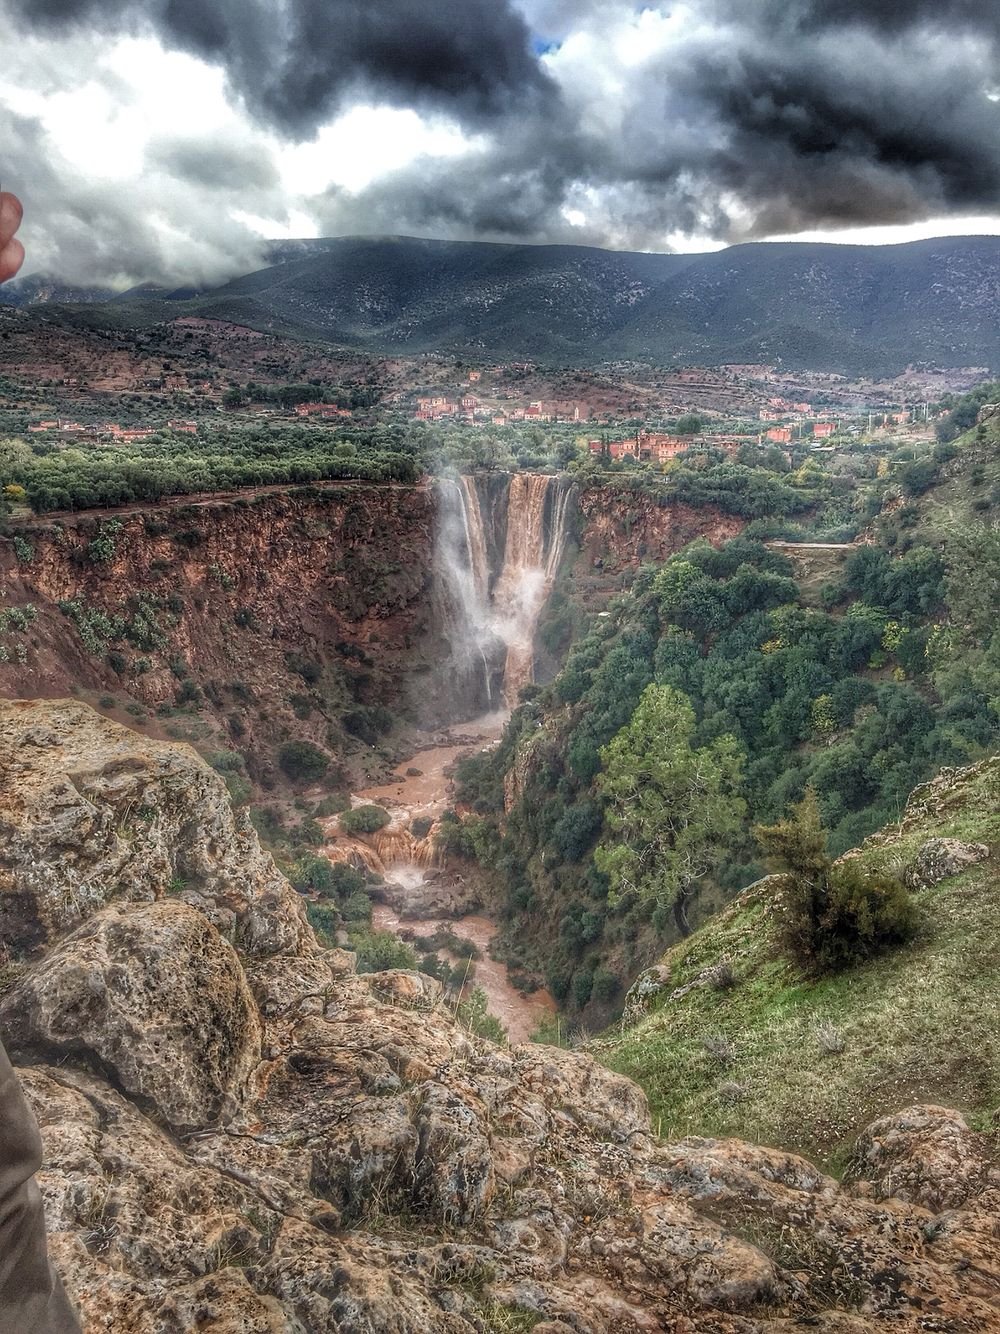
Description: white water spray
xmin=435 ymin=473 xmax=574 ymax=711
xmin=435 ymin=476 xmax=497 ymax=707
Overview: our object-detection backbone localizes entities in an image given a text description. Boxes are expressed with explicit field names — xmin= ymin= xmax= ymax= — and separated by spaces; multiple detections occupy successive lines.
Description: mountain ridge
xmin=7 ymin=233 xmax=1000 ymax=374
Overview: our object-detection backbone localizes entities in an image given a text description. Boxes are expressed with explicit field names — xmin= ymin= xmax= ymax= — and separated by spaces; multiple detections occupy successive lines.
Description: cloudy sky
xmin=4 ymin=0 xmax=1000 ymax=287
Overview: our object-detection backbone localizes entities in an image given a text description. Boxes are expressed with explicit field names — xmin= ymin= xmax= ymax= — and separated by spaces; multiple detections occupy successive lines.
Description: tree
xmin=278 ymin=740 xmax=330 ymax=783
xmin=755 ymin=787 xmax=917 ymax=972
xmin=594 ymin=684 xmax=745 ymax=934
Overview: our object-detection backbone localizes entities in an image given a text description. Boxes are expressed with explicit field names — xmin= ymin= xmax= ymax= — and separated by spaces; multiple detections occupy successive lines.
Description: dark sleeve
xmin=0 ymin=1042 xmax=81 ymax=1333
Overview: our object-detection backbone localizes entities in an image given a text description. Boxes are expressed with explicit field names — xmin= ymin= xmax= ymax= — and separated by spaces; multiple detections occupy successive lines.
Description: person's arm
xmin=0 ymin=1044 xmax=80 ymax=1332
xmin=0 ymin=191 xmax=26 ymax=282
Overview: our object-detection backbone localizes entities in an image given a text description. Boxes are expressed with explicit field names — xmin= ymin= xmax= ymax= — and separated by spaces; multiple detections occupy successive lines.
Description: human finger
xmin=0 ymin=192 xmax=23 ymax=249
xmin=0 ymin=235 xmax=25 ymax=282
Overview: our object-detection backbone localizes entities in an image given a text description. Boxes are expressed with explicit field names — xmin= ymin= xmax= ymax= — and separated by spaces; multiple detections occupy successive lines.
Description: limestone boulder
xmin=1 ymin=900 xmax=262 ymax=1131
xmin=373 ymin=870 xmax=482 ymax=918
xmin=845 ymin=1104 xmax=998 ymax=1212
xmin=367 ymin=968 xmax=444 ymax=1009
xmin=412 ymin=1083 xmax=496 ymax=1225
xmin=903 ymin=837 xmax=990 ymax=890
xmin=0 ymin=698 xmax=314 ymax=957
xmin=512 ymin=1042 xmax=651 ymax=1143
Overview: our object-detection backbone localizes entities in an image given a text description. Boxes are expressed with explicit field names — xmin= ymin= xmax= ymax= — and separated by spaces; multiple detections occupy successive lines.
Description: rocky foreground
xmin=1 ymin=699 xmax=998 ymax=1333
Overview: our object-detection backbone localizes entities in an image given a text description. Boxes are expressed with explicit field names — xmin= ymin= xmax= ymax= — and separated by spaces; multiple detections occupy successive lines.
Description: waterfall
xmin=434 ymin=472 xmax=574 ymax=714
xmin=493 ymin=474 xmax=563 ymax=705
xmin=434 ymin=476 xmax=498 ymax=709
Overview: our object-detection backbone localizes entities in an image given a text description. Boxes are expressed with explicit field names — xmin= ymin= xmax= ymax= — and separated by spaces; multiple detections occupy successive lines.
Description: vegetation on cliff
xmin=594 ymin=756 xmax=1000 ymax=1170
xmin=457 ymin=417 xmax=1000 ymax=1021
xmin=0 ymin=424 xmax=420 ymax=513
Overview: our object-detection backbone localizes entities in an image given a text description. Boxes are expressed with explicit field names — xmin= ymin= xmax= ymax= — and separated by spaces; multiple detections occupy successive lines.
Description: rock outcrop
xmin=578 ymin=487 xmax=744 ymax=573
xmin=903 ymin=836 xmax=990 ymax=889
xmin=0 ymin=698 xmax=313 ymax=957
xmin=3 ymin=700 xmax=1000 ymax=1333
xmin=1 ymin=900 xmax=262 ymax=1131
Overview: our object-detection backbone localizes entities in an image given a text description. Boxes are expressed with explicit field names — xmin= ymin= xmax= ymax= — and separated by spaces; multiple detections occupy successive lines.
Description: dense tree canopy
xmin=595 ymin=684 xmax=744 ymax=933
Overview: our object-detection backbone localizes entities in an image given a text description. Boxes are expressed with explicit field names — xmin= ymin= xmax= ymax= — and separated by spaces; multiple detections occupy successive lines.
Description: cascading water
xmin=434 ymin=476 xmax=499 ymax=709
xmin=492 ymin=473 xmax=574 ymax=705
xmin=434 ymin=472 xmax=574 ymax=712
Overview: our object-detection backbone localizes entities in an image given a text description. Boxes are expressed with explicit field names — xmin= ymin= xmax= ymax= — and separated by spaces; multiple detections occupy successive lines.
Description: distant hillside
xmin=8 ymin=233 xmax=1000 ymax=373
xmin=0 ymin=273 xmax=117 ymax=307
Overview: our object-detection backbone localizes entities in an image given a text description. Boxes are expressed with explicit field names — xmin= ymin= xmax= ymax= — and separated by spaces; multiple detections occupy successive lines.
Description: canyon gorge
xmin=0 ymin=471 xmax=706 ymax=1033
xmin=3 ymin=457 xmax=1000 ymax=1332
xmin=0 ymin=473 xmax=737 ymax=785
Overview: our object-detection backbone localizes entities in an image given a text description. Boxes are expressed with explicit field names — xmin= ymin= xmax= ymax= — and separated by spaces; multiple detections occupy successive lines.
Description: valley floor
xmin=321 ymin=713 xmax=557 ymax=1043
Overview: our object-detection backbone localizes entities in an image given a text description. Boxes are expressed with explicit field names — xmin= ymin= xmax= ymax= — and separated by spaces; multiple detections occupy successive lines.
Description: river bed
xmin=371 ymin=904 xmax=555 ymax=1044
xmin=324 ymin=712 xmax=557 ymax=1045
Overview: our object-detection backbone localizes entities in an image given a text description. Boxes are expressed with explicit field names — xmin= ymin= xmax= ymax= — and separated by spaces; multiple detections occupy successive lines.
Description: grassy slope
xmin=592 ymin=756 xmax=1000 ymax=1172
xmin=912 ymin=435 xmax=1000 ymax=535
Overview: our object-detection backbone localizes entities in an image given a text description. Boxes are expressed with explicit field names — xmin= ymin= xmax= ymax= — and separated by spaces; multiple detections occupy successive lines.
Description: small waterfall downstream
xmin=435 ymin=472 xmax=575 ymax=712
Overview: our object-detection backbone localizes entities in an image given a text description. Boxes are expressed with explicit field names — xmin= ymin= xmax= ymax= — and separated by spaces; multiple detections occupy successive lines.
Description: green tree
xmin=340 ymin=804 xmax=390 ymax=835
xmin=755 ymin=788 xmax=917 ymax=972
xmin=277 ymin=740 xmax=330 ymax=783
xmin=594 ymin=684 xmax=745 ymax=934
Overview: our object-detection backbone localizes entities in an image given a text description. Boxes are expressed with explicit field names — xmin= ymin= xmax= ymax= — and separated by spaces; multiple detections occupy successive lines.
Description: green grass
xmin=475 ymin=1302 xmax=540 ymax=1333
xmin=593 ymin=758 xmax=1000 ymax=1170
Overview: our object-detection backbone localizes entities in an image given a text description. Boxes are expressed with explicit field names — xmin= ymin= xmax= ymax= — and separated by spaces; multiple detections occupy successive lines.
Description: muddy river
xmin=323 ymin=712 xmax=557 ymax=1045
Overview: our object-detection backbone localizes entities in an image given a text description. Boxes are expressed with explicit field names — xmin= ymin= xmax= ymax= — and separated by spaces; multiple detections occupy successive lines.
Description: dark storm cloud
xmin=149 ymin=139 xmax=280 ymax=193
xmin=654 ymin=21 xmax=1000 ymax=236
xmin=760 ymin=0 xmax=1000 ymax=35
xmin=6 ymin=0 xmax=1000 ymax=285
xmin=6 ymin=0 xmax=555 ymax=134
xmin=316 ymin=4 xmax=1000 ymax=247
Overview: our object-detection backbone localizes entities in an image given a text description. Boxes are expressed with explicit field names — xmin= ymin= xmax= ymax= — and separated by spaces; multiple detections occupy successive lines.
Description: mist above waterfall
xmin=434 ymin=472 xmax=575 ymax=714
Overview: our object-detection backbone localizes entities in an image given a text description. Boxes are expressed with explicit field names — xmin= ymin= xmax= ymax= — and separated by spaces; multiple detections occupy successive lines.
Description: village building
xmin=591 ymin=430 xmax=700 ymax=463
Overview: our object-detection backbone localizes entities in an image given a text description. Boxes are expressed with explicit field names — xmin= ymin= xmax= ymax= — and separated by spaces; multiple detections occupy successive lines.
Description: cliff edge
xmin=1 ymin=699 xmax=998 ymax=1332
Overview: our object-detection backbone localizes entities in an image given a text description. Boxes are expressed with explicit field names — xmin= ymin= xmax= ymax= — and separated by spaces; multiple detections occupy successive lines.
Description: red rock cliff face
xmin=0 ymin=483 xmax=450 ymax=785
xmin=0 ymin=479 xmax=745 ymax=787
xmin=578 ymin=485 xmax=744 ymax=571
